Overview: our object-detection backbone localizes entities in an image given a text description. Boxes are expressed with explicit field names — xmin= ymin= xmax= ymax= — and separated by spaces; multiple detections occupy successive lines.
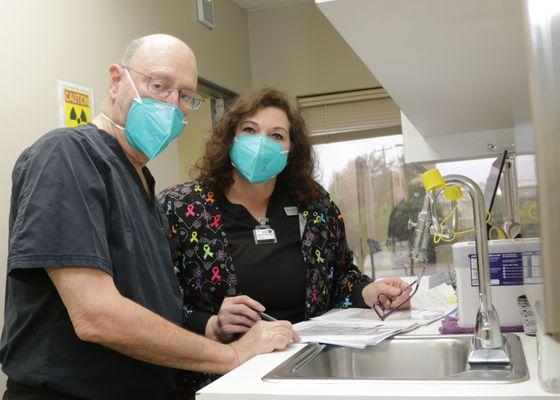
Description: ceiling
xmin=317 ymin=0 xmax=532 ymax=137
xmin=232 ymin=0 xmax=308 ymax=12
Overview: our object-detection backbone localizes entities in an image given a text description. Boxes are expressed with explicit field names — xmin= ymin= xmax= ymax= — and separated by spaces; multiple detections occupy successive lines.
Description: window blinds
xmin=298 ymin=88 xmax=401 ymax=140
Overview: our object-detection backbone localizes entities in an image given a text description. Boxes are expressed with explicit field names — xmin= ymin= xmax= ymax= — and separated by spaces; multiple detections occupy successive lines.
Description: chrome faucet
xmin=409 ymin=170 xmax=511 ymax=365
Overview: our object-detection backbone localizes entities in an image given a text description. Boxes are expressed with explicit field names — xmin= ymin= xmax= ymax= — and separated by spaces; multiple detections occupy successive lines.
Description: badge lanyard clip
xmin=253 ymin=217 xmax=277 ymax=244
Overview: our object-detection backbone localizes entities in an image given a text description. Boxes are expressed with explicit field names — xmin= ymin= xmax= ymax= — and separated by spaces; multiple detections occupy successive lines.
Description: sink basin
xmin=263 ymin=334 xmax=528 ymax=383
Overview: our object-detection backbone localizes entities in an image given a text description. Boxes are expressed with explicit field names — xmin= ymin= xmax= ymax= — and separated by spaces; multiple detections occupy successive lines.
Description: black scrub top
xmin=219 ymin=188 xmax=306 ymax=323
xmin=0 ymin=124 xmax=182 ymax=400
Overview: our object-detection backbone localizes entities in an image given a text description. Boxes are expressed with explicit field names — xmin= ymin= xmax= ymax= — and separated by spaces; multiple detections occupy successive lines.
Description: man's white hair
xmin=121 ymin=37 xmax=145 ymax=66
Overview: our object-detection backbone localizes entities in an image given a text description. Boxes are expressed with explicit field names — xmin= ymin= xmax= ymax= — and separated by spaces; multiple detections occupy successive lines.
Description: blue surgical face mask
xmin=101 ymin=68 xmax=186 ymax=160
xmin=229 ymin=134 xmax=289 ymax=184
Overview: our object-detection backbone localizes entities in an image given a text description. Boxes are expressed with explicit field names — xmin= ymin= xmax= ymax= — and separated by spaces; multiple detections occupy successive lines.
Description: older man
xmin=0 ymin=34 xmax=297 ymax=400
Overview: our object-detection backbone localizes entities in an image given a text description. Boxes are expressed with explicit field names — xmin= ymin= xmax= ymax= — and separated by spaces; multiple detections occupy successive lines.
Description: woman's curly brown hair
xmin=194 ymin=87 xmax=317 ymax=202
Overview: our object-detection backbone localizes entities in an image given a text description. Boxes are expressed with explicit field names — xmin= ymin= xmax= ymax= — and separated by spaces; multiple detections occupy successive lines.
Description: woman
xmin=158 ymin=87 xmax=410 ymax=390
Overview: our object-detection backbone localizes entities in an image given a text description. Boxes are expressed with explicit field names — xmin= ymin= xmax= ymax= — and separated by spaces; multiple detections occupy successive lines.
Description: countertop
xmin=197 ymin=322 xmax=560 ymax=399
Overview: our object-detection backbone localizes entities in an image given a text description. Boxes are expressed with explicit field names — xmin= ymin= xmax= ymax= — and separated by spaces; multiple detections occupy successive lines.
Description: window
xmin=513 ymin=155 xmax=539 ymax=238
xmin=314 ymin=134 xmax=418 ymax=278
xmin=313 ymin=137 xmax=540 ymax=279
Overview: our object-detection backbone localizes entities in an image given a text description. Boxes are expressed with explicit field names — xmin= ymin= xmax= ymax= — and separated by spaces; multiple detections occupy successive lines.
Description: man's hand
xmin=229 ymin=320 xmax=300 ymax=367
xmin=206 ymin=295 xmax=265 ymax=342
xmin=361 ymin=278 xmax=412 ymax=309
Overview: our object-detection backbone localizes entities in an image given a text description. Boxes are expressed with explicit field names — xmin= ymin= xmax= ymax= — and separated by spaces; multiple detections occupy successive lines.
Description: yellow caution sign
xmin=58 ymin=81 xmax=95 ymax=128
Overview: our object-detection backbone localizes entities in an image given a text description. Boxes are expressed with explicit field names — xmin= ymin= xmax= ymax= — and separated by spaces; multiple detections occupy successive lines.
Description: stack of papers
xmin=314 ymin=307 xmax=443 ymax=326
xmin=294 ymin=283 xmax=457 ymax=348
xmin=293 ymin=320 xmax=417 ymax=349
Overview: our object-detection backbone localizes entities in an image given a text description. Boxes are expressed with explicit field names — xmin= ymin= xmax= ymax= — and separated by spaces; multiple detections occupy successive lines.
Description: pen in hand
xmin=258 ymin=311 xmax=277 ymax=321
xmin=259 ymin=311 xmax=301 ymax=342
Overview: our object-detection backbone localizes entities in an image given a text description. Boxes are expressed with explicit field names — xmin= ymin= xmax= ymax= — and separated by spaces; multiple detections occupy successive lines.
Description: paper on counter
xmin=293 ymin=319 xmax=418 ymax=348
xmin=294 ymin=283 xmax=457 ymax=348
xmin=412 ymin=282 xmax=457 ymax=313
xmin=314 ymin=307 xmax=446 ymax=326
xmin=315 ymin=283 xmax=456 ymax=326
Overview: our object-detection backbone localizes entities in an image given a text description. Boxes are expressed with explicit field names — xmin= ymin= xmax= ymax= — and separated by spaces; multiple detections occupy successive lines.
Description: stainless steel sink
xmin=263 ymin=334 xmax=529 ymax=383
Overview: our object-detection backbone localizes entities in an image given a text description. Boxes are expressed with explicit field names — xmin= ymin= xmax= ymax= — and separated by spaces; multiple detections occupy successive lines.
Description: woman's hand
xmin=361 ymin=278 xmax=412 ymax=310
xmin=206 ymin=295 xmax=266 ymax=342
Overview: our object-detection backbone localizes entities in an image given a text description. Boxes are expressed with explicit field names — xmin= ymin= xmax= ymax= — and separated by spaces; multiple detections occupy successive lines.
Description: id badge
xmin=284 ymin=206 xmax=299 ymax=216
xmin=253 ymin=225 xmax=277 ymax=244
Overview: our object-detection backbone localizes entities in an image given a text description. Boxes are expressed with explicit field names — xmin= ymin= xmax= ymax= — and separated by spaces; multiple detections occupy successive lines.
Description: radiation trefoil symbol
xmin=69 ymin=107 xmax=88 ymax=124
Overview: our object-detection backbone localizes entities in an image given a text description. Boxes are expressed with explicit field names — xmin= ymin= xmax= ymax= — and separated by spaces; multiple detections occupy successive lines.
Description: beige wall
xmin=178 ymin=93 xmax=214 ymax=182
xmin=248 ymin=0 xmax=379 ymax=97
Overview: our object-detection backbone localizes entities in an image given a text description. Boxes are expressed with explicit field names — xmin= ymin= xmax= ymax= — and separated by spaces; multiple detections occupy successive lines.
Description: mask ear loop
xmin=99 ymin=67 xmax=143 ymax=132
xmin=99 ymin=113 xmax=125 ymax=131
xmin=123 ymin=67 xmax=143 ymax=104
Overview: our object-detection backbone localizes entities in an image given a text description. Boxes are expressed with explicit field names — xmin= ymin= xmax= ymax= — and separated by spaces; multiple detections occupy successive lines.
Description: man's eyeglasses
xmin=123 ymin=66 xmax=203 ymax=111
xmin=373 ymin=264 xmax=427 ymax=321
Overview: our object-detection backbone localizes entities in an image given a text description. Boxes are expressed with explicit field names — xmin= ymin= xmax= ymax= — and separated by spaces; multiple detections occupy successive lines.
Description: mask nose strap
xmin=124 ymin=67 xmax=143 ymax=103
